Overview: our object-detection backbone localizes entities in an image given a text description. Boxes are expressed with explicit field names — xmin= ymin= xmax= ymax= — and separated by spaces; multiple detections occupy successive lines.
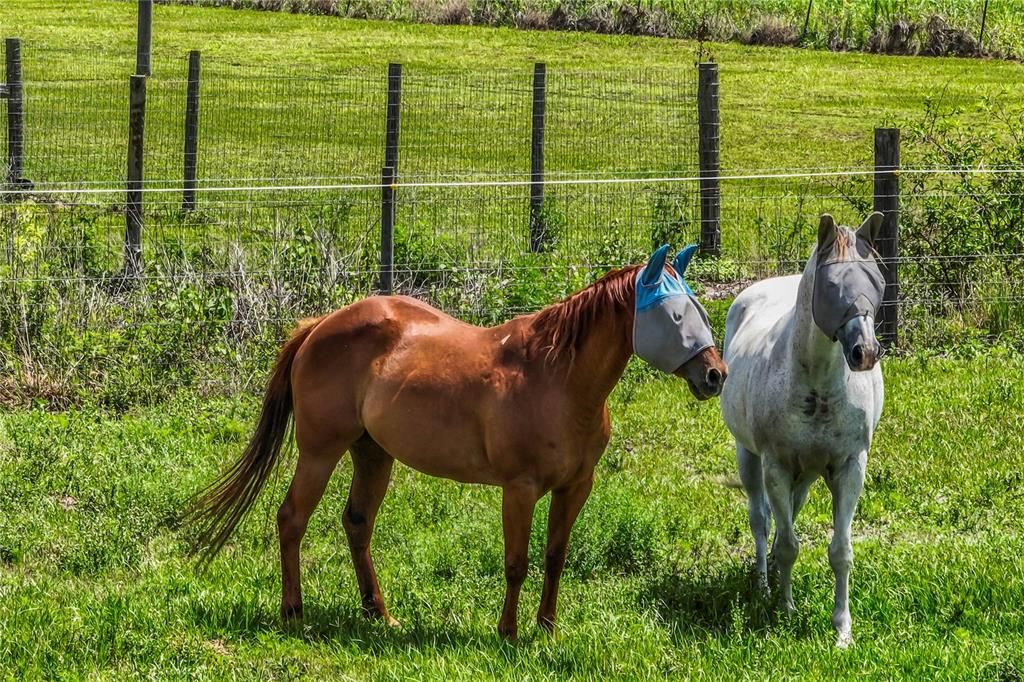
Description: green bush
xmin=897 ymin=99 xmax=1024 ymax=348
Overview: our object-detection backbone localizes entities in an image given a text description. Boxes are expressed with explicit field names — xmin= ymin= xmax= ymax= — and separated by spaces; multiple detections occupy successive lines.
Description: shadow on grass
xmin=187 ymin=595 xmax=494 ymax=653
xmin=638 ymin=560 xmax=815 ymax=641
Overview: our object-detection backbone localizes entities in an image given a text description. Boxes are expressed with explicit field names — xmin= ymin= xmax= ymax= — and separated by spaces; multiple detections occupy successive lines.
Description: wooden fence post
xmin=182 ymin=50 xmax=200 ymax=211
xmin=529 ymin=62 xmax=547 ymax=252
xmin=697 ymin=62 xmax=721 ymax=256
xmin=5 ymin=38 xmax=24 ymax=191
xmin=874 ymin=127 xmax=899 ymax=349
xmin=384 ymin=63 xmax=402 ymax=174
xmin=136 ymin=0 xmax=153 ymax=77
xmin=125 ymin=74 xmax=146 ymax=277
xmin=380 ymin=166 xmax=395 ymax=295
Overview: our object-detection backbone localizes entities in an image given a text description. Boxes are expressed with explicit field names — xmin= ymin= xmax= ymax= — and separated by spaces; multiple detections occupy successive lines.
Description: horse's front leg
xmin=537 ymin=474 xmax=594 ymax=634
xmin=736 ymin=445 xmax=770 ymax=591
xmin=498 ymin=481 xmax=540 ymax=641
xmin=825 ymin=450 xmax=867 ymax=648
xmin=763 ymin=458 xmax=798 ymax=612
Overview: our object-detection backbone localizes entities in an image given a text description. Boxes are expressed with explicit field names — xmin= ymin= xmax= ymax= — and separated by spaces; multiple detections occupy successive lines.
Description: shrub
xmin=835 ymin=99 xmax=1024 ymax=349
xmin=922 ymin=15 xmax=981 ymax=58
xmin=867 ymin=18 xmax=917 ymax=55
xmin=742 ymin=15 xmax=799 ymax=47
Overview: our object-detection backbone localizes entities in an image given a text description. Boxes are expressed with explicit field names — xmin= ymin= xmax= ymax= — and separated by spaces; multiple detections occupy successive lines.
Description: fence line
xmin=6 ymin=166 xmax=1024 ymax=197
xmin=2 ymin=36 xmax=1023 ymax=401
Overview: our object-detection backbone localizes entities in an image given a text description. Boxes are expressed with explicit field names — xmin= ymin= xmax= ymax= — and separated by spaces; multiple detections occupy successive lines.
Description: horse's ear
xmin=641 ymin=244 xmax=670 ymax=286
xmin=856 ymin=211 xmax=884 ymax=246
xmin=673 ymin=244 xmax=699 ymax=277
xmin=817 ymin=214 xmax=838 ymax=254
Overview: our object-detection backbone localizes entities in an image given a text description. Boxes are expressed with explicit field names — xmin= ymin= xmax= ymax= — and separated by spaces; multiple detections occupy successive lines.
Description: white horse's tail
xmin=712 ymin=474 xmax=744 ymax=490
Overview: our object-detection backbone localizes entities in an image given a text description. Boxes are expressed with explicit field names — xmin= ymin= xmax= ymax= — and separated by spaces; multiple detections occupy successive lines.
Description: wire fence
xmin=4 ymin=46 xmax=698 ymax=187
xmin=2 ymin=38 xmax=1023 ymax=402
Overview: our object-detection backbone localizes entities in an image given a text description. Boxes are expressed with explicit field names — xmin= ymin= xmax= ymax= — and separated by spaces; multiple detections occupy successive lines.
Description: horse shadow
xmin=187 ymin=565 xmax=816 ymax=650
xmin=636 ymin=560 xmax=816 ymax=642
xmin=188 ymin=595 xmax=487 ymax=654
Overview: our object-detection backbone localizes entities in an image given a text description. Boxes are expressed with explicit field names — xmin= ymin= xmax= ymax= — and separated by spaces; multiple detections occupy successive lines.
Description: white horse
xmin=720 ymin=212 xmax=886 ymax=647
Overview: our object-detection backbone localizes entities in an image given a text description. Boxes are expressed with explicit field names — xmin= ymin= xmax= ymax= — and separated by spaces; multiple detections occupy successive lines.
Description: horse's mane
xmin=813 ymin=227 xmax=878 ymax=267
xmin=834 ymin=229 xmax=852 ymax=260
xmin=528 ymin=265 xmax=641 ymax=366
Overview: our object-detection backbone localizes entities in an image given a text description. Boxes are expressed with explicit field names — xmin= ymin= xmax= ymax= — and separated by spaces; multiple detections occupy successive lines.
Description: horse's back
xmin=291 ymin=294 xmax=544 ymax=483
xmin=720 ymin=275 xmax=803 ymax=455
xmin=724 ymin=275 xmax=800 ymax=356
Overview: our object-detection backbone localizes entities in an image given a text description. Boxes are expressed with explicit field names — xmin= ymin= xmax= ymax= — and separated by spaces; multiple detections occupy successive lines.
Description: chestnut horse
xmin=187 ymin=245 xmax=726 ymax=640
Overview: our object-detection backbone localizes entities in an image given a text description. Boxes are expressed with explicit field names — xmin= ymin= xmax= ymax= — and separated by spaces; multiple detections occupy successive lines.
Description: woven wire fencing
xmin=714 ymin=169 xmax=1024 ymax=350
xmin=3 ymin=38 xmax=1024 ymax=404
xmin=0 ymin=42 xmax=705 ymax=401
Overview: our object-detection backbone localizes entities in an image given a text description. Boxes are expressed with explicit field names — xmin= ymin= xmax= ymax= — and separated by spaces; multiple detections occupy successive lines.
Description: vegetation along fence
xmin=1 ymin=32 xmax=1022 ymax=404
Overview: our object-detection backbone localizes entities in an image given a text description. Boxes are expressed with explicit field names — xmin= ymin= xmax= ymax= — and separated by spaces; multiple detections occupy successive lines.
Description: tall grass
xmin=169 ymin=0 xmax=1024 ymax=58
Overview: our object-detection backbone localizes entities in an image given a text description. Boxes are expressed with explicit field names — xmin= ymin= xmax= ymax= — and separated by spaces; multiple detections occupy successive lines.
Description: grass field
xmin=164 ymin=0 xmax=1024 ymax=60
xmin=2 ymin=0 xmax=1021 ymax=265
xmin=2 ymin=0 xmax=1022 ymax=179
xmin=1 ymin=356 xmax=1023 ymax=677
xmin=2 ymin=0 xmax=1022 ymax=316
xmin=1 ymin=4 xmax=1024 ymax=678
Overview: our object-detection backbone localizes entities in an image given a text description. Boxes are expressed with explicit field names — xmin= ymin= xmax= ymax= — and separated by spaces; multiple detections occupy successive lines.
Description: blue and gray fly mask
xmin=811 ymin=213 xmax=886 ymax=341
xmin=633 ymin=244 xmax=716 ymax=374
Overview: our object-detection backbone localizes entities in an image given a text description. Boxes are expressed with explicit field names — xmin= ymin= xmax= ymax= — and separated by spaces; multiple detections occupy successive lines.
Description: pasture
xmin=1 ymin=357 xmax=1023 ymax=677
xmin=157 ymin=0 xmax=1024 ymax=60
xmin=2 ymin=1 xmax=1024 ymax=678
xmin=2 ymin=0 xmax=1020 ymax=175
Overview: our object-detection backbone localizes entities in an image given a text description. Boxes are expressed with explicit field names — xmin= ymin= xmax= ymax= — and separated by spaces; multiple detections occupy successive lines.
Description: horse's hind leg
xmin=537 ymin=474 xmax=594 ymax=634
xmin=825 ymin=451 xmax=867 ymax=648
xmin=344 ymin=436 xmax=397 ymax=625
xmin=278 ymin=445 xmax=345 ymax=622
xmin=737 ymin=445 xmax=770 ymax=590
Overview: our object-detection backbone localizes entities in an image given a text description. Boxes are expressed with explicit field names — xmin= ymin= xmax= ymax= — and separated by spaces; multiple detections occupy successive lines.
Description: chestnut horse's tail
xmin=185 ymin=317 xmax=323 ymax=566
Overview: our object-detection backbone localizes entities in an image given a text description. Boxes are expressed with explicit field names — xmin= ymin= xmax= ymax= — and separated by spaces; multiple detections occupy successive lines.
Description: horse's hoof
xmin=280 ymin=605 xmax=304 ymax=631
xmin=498 ymin=625 xmax=519 ymax=643
xmin=537 ymin=616 xmax=556 ymax=635
xmin=281 ymin=604 xmax=303 ymax=622
xmin=362 ymin=602 xmax=400 ymax=628
xmin=835 ymin=631 xmax=853 ymax=649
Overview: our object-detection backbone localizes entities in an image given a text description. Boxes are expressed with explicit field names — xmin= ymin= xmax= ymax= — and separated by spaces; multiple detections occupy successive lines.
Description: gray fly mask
xmin=633 ymin=244 xmax=716 ymax=373
xmin=811 ymin=213 xmax=886 ymax=341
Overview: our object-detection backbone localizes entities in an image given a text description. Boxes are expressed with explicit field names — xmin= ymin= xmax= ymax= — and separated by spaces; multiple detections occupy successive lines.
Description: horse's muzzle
xmin=837 ymin=315 xmax=881 ymax=372
xmin=675 ymin=348 xmax=728 ymax=400
xmin=845 ymin=341 xmax=881 ymax=372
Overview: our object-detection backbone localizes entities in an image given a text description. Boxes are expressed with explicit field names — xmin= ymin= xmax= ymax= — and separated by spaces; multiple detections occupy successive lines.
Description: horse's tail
xmin=712 ymin=474 xmax=745 ymax=490
xmin=185 ymin=316 xmax=323 ymax=567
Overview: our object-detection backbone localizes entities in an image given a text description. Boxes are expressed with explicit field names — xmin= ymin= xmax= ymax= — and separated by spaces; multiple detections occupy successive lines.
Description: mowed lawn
xmin=1 ymin=0 xmax=1022 ymax=179
xmin=0 ymin=356 xmax=1022 ymax=678
xmin=1 ymin=4 xmax=1023 ymax=678
xmin=2 ymin=1 xmax=1023 ymax=277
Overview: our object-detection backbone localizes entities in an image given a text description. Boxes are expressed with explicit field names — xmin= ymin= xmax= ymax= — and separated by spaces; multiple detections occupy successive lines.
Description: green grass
xmin=165 ymin=0 xmax=1024 ymax=60
xmin=1 ymin=356 xmax=1023 ymax=677
xmin=2 ymin=0 xmax=1019 ymax=270
xmin=1 ymin=1 xmax=1019 ymax=281
xmin=2 ymin=0 xmax=1019 ymax=176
